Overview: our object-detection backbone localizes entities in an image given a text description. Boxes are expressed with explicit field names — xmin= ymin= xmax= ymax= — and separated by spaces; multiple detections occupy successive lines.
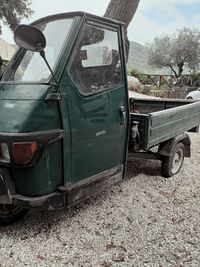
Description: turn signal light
xmin=12 ymin=142 xmax=38 ymax=165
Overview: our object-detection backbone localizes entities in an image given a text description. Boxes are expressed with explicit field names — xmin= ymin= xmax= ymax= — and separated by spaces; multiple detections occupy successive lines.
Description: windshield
xmin=2 ymin=18 xmax=73 ymax=82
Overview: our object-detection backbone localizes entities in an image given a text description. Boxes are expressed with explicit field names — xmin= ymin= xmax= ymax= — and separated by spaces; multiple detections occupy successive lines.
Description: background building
xmin=0 ymin=37 xmax=15 ymax=74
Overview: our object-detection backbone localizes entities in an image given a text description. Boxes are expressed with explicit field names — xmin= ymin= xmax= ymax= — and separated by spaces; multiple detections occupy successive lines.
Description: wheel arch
xmin=158 ymin=133 xmax=191 ymax=158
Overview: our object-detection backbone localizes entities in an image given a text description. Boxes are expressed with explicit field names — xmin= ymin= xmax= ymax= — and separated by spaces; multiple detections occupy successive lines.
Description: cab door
xmin=64 ymin=20 xmax=129 ymax=185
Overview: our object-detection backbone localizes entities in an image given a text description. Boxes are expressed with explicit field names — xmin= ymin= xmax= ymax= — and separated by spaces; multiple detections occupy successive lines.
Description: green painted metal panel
xmin=0 ymin=83 xmax=51 ymax=100
xmin=59 ymin=17 xmax=129 ymax=185
xmin=0 ymin=84 xmax=61 ymax=132
xmin=11 ymin=141 xmax=63 ymax=197
xmin=130 ymin=98 xmax=200 ymax=150
xmin=148 ymin=101 xmax=200 ymax=148
xmin=0 ymin=13 xmax=129 ymax=198
xmin=0 ymin=99 xmax=61 ymax=132
xmin=0 ymin=83 xmax=63 ymax=196
xmin=61 ymin=82 xmax=128 ymax=184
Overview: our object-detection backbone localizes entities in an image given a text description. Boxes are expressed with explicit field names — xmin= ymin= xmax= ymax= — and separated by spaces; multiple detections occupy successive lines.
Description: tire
xmin=0 ymin=204 xmax=28 ymax=226
xmin=161 ymin=142 xmax=185 ymax=178
xmin=187 ymin=97 xmax=193 ymax=100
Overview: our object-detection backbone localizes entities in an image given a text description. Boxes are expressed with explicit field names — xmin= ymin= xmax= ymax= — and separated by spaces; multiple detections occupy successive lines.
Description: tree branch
xmin=169 ymin=64 xmax=178 ymax=77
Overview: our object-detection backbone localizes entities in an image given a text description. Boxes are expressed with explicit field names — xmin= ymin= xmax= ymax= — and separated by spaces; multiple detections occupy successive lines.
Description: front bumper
xmin=12 ymin=192 xmax=66 ymax=210
xmin=0 ymin=167 xmax=66 ymax=210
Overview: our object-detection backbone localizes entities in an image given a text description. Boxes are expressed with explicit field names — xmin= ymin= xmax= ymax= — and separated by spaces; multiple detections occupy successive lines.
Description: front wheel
xmin=0 ymin=204 xmax=28 ymax=226
xmin=161 ymin=142 xmax=185 ymax=178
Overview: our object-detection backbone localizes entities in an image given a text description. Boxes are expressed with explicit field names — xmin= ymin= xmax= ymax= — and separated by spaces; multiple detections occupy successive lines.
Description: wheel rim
xmin=171 ymin=148 xmax=184 ymax=174
xmin=0 ymin=204 xmax=23 ymax=217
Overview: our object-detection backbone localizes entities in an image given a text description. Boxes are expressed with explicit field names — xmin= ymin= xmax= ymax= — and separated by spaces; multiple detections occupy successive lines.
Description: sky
xmin=1 ymin=0 xmax=200 ymax=45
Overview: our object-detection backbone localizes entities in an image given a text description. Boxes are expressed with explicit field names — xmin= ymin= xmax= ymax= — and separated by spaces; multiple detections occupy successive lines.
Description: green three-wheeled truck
xmin=0 ymin=12 xmax=200 ymax=226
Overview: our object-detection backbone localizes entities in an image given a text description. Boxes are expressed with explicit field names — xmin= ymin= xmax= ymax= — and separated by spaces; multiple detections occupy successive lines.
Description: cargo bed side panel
xmin=148 ymin=101 xmax=200 ymax=148
xmin=130 ymin=98 xmax=189 ymax=114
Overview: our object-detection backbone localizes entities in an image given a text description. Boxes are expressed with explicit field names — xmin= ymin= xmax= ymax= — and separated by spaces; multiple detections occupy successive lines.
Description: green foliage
xmin=147 ymin=28 xmax=200 ymax=77
xmin=130 ymin=68 xmax=149 ymax=84
xmin=185 ymin=72 xmax=200 ymax=86
xmin=0 ymin=0 xmax=33 ymax=33
xmin=148 ymin=36 xmax=172 ymax=68
xmin=191 ymin=73 xmax=200 ymax=86
xmin=130 ymin=67 xmax=200 ymax=89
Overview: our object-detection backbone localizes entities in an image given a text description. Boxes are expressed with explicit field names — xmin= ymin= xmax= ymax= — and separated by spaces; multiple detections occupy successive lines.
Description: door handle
xmin=119 ymin=106 xmax=126 ymax=126
xmin=45 ymin=92 xmax=61 ymax=101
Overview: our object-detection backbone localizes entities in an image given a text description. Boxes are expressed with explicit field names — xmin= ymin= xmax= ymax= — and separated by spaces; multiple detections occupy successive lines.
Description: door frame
xmin=60 ymin=15 xmax=130 ymax=194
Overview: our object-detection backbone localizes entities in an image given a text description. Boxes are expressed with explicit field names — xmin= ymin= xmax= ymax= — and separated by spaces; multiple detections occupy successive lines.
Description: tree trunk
xmin=104 ymin=0 xmax=140 ymax=60
xmin=0 ymin=56 xmax=2 ymax=76
xmin=177 ymin=62 xmax=184 ymax=77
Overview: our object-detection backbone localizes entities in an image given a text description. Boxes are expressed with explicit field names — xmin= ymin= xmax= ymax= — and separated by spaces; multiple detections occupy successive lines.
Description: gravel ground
xmin=0 ymin=132 xmax=200 ymax=267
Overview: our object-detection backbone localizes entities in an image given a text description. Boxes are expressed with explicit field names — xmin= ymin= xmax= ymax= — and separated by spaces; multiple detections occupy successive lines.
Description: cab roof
xmin=31 ymin=11 xmax=124 ymax=27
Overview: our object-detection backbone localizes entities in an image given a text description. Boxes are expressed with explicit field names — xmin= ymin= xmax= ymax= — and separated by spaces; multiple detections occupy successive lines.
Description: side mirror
xmin=14 ymin=24 xmax=46 ymax=52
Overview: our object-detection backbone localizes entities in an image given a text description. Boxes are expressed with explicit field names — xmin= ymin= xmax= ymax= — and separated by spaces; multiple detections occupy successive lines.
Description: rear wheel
xmin=161 ymin=142 xmax=185 ymax=178
xmin=0 ymin=204 xmax=28 ymax=226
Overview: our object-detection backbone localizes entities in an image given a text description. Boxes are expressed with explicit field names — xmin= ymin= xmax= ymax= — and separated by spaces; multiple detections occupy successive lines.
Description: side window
xmin=69 ymin=22 xmax=123 ymax=95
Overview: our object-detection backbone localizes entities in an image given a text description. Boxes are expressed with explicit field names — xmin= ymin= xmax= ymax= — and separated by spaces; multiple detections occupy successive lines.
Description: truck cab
xmin=0 ymin=12 xmax=129 ymax=225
